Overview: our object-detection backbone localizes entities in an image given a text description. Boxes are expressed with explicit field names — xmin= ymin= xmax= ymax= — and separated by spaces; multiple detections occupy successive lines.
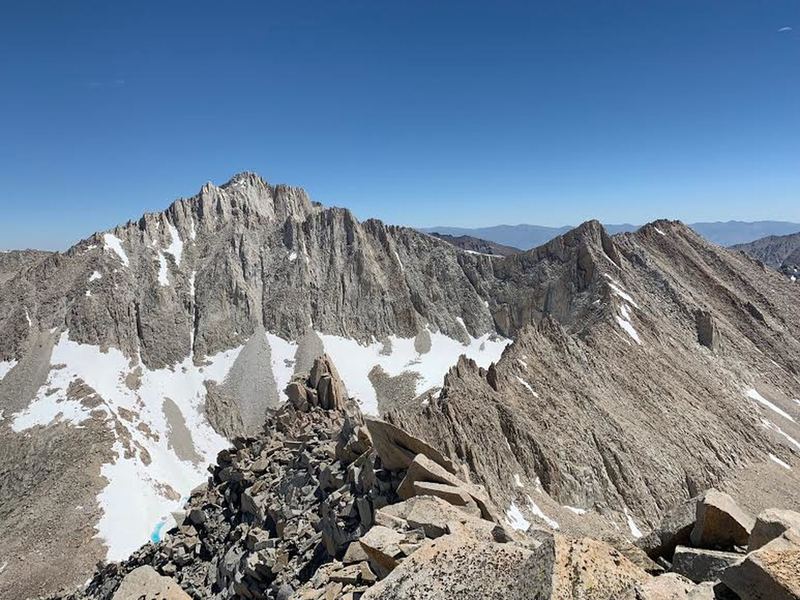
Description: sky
xmin=1 ymin=1 xmax=799 ymax=250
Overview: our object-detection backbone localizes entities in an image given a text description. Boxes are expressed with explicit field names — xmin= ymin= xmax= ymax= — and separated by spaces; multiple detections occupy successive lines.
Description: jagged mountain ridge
xmin=2 ymin=172 xmax=799 ymax=598
xmin=733 ymin=230 xmax=800 ymax=280
xmin=389 ymin=219 xmax=800 ymax=540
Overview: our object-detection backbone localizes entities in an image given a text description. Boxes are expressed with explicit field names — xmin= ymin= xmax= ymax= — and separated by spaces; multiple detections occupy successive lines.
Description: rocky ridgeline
xmin=51 ymin=355 xmax=800 ymax=600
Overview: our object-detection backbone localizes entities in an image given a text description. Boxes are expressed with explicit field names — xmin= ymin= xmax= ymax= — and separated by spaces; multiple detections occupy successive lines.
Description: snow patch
xmin=762 ymin=419 xmax=800 ymax=452
xmin=25 ymin=309 xmax=32 ymax=328
xmin=527 ymin=495 xmax=559 ymax=529
xmin=769 ymin=453 xmax=792 ymax=470
xmin=624 ymin=508 xmax=643 ymax=538
xmin=288 ymin=251 xmax=298 ymax=262
xmin=103 ymin=234 xmax=129 ymax=267
xmin=746 ymin=389 xmax=795 ymax=423
xmin=318 ymin=327 xmax=510 ymax=415
xmin=604 ymin=275 xmax=640 ymax=309
xmin=564 ymin=505 xmax=587 ymax=515
xmin=393 ymin=250 xmax=404 ymax=272
xmin=506 ymin=503 xmax=530 ymax=532
xmin=615 ymin=307 xmax=642 ymax=345
xmin=0 ymin=360 xmax=18 ymax=382
xmin=157 ymin=254 xmax=169 ymax=287
xmin=11 ymin=332 xmax=242 ymax=560
xmin=265 ymin=333 xmax=298 ymax=402
xmin=89 ymin=271 xmax=102 ymax=282
xmin=653 ymin=227 xmax=666 ymax=236
xmin=165 ymin=224 xmax=183 ymax=266
xmin=513 ymin=473 xmax=524 ymax=488
xmin=516 ymin=376 xmax=539 ymax=397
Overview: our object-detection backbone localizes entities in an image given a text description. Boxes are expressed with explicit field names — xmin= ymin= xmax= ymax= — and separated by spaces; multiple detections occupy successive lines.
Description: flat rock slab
xmin=396 ymin=454 xmax=498 ymax=522
xmin=411 ymin=481 xmax=481 ymax=516
xmin=748 ymin=509 xmax=800 ymax=551
xmin=671 ymin=545 xmax=743 ymax=583
xmin=690 ymin=489 xmax=754 ymax=550
xmin=632 ymin=572 xmax=697 ymax=600
xmin=112 ymin=565 xmax=190 ymax=600
xmin=365 ymin=418 xmax=456 ymax=473
xmin=721 ymin=527 xmax=800 ymax=600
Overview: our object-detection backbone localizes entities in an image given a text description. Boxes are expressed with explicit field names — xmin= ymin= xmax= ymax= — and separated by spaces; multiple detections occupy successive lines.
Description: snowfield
xmin=318 ymin=326 xmax=510 ymax=414
xmin=8 ymin=323 xmax=509 ymax=559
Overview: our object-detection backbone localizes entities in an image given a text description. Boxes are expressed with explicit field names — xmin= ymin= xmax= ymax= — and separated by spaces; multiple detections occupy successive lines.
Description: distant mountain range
xmin=420 ymin=220 xmax=800 ymax=249
xmin=427 ymin=233 xmax=521 ymax=256
xmin=734 ymin=231 xmax=800 ymax=280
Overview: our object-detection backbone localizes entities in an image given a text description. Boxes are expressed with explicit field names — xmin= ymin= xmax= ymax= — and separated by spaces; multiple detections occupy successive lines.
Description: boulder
xmin=748 ymin=508 xmax=800 ymax=551
xmin=670 ymin=545 xmax=742 ymax=583
xmin=720 ymin=527 xmax=800 ymax=600
xmin=690 ymin=489 xmax=754 ymax=549
xmin=360 ymin=531 xmax=536 ymax=599
xmin=637 ymin=497 xmax=696 ymax=560
xmin=112 ymin=566 xmax=191 ymax=600
xmin=309 ymin=355 xmax=347 ymax=411
xmin=396 ymin=454 xmax=498 ymax=522
xmin=358 ymin=525 xmax=406 ymax=574
xmin=377 ymin=495 xmax=485 ymax=539
xmin=364 ymin=418 xmax=457 ymax=473
xmin=632 ymin=572 xmax=697 ymax=599
xmin=411 ymin=481 xmax=481 ymax=516
xmin=286 ymin=382 xmax=309 ymax=411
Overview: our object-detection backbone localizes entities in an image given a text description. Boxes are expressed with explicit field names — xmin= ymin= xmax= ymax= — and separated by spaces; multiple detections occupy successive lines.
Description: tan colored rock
xmin=396 ymin=454 xmax=498 ymax=522
xmin=342 ymin=540 xmax=369 ymax=564
xmin=411 ymin=480 xmax=481 ymax=516
xmin=748 ymin=508 xmax=800 ymax=551
xmin=112 ymin=565 xmax=190 ymax=600
xmin=721 ymin=527 xmax=800 ymax=600
xmin=362 ymin=531 xmax=650 ymax=599
xmin=376 ymin=495 xmax=486 ymax=539
xmin=690 ymin=489 xmax=754 ymax=549
xmin=633 ymin=573 xmax=696 ymax=599
xmin=358 ymin=525 xmax=406 ymax=573
xmin=686 ymin=582 xmax=719 ymax=599
xmin=361 ymin=532 xmax=535 ymax=599
xmin=365 ymin=417 xmax=457 ymax=473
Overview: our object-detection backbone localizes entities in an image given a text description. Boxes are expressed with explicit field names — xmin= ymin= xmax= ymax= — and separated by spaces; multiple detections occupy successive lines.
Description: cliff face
xmin=389 ymin=220 xmax=800 ymax=538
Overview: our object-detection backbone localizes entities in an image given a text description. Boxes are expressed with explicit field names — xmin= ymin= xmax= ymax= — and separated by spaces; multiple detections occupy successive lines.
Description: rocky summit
xmin=0 ymin=173 xmax=799 ymax=599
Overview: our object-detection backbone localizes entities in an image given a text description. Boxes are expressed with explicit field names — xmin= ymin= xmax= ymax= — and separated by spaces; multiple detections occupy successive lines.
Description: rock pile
xmin=637 ymin=487 xmax=800 ymax=598
xmin=55 ymin=357 xmax=800 ymax=600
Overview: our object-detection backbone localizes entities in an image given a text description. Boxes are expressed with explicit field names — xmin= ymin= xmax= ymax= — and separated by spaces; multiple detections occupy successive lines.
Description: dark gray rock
xmin=671 ymin=545 xmax=742 ymax=583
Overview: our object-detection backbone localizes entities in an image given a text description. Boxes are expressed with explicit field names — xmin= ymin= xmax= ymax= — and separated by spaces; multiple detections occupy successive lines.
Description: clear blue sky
xmin=1 ymin=1 xmax=799 ymax=250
